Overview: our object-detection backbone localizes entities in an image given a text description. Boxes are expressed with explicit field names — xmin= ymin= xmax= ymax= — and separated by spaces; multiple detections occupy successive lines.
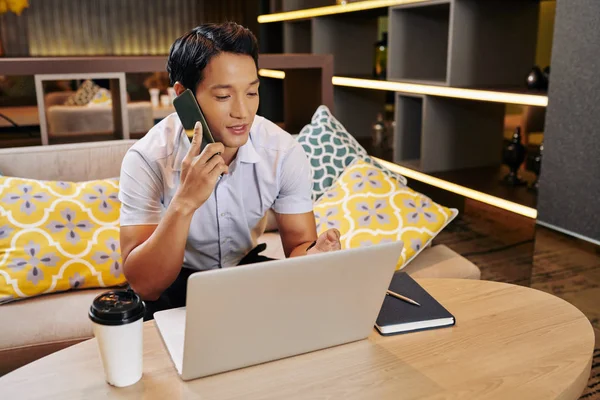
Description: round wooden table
xmin=1 ymin=279 xmax=594 ymax=399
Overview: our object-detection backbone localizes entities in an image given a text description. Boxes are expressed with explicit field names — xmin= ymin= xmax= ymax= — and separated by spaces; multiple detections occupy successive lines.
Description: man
xmin=119 ymin=22 xmax=341 ymax=319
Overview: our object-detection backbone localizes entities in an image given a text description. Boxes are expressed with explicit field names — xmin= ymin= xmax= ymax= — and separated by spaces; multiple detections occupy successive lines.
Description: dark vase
xmin=526 ymin=66 xmax=548 ymax=91
xmin=501 ymin=127 xmax=527 ymax=186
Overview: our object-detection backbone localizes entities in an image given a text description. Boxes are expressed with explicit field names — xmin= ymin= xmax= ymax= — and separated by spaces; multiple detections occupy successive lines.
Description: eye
xmin=215 ymin=95 xmax=230 ymax=101
xmin=247 ymin=92 xmax=258 ymax=97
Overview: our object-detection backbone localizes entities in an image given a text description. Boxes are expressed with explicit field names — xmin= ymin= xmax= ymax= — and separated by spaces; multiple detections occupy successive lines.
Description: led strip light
xmin=332 ymin=76 xmax=548 ymax=107
xmin=258 ymin=69 xmax=286 ymax=79
xmin=374 ymin=158 xmax=538 ymax=219
xmin=258 ymin=0 xmax=427 ymax=23
xmin=258 ymin=71 xmax=548 ymax=107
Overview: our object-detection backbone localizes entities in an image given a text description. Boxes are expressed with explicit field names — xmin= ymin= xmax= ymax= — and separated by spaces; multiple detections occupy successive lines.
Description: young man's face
xmin=195 ymin=52 xmax=259 ymax=150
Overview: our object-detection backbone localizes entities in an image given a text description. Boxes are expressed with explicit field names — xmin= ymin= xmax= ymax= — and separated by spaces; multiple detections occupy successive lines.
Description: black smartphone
xmin=173 ymin=88 xmax=216 ymax=145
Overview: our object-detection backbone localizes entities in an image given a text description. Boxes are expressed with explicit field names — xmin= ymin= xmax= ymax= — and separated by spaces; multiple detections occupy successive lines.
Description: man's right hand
xmin=174 ymin=121 xmax=228 ymax=213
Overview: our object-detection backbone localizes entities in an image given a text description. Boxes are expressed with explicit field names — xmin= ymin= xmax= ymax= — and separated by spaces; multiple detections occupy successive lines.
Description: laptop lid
xmin=174 ymin=241 xmax=403 ymax=380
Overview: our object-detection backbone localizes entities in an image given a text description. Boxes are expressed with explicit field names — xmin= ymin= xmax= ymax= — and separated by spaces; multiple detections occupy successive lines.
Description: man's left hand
xmin=307 ymin=228 xmax=342 ymax=255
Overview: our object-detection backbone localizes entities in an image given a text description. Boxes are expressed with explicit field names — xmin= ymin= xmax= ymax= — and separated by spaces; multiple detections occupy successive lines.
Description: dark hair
xmin=167 ymin=22 xmax=259 ymax=91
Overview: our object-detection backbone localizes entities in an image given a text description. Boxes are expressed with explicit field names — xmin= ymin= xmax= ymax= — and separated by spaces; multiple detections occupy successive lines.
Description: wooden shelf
xmin=373 ymin=156 xmax=538 ymax=218
xmin=430 ymin=165 xmax=538 ymax=209
xmin=258 ymin=0 xmax=427 ymax=23
xmin=360 ymin=137 xmax=537 ymax=211
xmin=332 ymin=76 xmax=548 ymax=107
xmin=261 ymin=72 xmax=548 ymax=106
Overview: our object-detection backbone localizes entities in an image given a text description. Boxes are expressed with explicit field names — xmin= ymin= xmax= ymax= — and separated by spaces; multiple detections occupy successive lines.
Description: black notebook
xmin=375 ymin=272 xmax=455 ymax=335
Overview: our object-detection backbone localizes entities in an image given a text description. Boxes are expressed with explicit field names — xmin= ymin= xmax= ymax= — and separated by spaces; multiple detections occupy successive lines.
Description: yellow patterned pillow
xmin=314 ymin=160 xmax=457 ymax=270
xmin=0 ymin=176 xmax=125 ymax=304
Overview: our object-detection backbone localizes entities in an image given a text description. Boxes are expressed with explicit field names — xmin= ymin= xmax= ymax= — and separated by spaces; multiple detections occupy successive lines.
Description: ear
xmin=173 ymin=82 xmax=186 ymax=96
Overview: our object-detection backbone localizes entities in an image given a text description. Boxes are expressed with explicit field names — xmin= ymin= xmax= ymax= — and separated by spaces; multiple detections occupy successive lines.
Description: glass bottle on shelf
xmin=372 ymin=113 xmax=386 ymax=150
xmin=373 ymin=32 xmax=388 ymax=80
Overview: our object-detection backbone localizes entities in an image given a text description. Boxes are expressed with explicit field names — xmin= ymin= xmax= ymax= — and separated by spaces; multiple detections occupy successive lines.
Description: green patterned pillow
xmin=297 ymin=105 xmax=407 ymax=200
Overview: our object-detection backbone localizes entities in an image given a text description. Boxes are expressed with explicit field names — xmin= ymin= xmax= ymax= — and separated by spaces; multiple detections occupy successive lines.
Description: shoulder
xmin=126 ymin=113 xmax=182 ymax=164
xmin=250 ymin=115 xmax=301 ymax=155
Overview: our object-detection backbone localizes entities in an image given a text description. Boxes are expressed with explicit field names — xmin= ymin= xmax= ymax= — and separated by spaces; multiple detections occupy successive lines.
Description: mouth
xmin=226 ymin=124 xmax=248 ymax=136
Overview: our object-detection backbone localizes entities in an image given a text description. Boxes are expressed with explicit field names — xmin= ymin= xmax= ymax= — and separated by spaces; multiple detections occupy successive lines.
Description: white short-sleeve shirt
xmin=118 ymin=113 xmax=313 ymax=270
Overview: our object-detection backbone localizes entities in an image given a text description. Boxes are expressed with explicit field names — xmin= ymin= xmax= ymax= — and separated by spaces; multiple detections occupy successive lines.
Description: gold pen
xmin=386 ymin=290 xmax=421 ymax=306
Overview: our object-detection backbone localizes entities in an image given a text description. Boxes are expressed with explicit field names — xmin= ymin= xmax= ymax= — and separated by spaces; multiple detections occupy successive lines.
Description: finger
xmin=184 ymin=121 xmax=204 ymax=160
xmin=327 ymin=228 xmax=341 ymax=241
xmin=208 ymin=163 xmax=229 ymax=180
xmin=200 ymin=154 xmax=225 ymax=173
xmin=197 ymin=142 xmax=226 ymax=164
xmin=316 ymin=229 xmax=341 ymax=251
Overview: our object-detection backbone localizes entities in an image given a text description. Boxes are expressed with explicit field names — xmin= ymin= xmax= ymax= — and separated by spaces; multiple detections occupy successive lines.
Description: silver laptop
xmin=154 ymin=241 xmax=403 ymax=381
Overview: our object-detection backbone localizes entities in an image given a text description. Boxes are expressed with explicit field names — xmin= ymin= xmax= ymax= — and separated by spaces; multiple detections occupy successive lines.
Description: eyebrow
xmin=210 ymin=79 xmax=260 ymax=90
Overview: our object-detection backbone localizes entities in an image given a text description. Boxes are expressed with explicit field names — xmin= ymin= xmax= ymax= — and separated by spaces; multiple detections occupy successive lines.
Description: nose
xmin=230 ymin=96 xmax=250 ymax=120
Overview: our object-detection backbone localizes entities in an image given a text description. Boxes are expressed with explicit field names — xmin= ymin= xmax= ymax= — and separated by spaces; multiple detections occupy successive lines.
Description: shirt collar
xmin=173 ymin=117 xmax=260 ymax=172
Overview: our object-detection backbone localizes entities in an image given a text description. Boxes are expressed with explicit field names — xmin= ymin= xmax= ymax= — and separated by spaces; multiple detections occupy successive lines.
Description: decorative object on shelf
xmin=149 ymin=88 xmax=160 ymax=108
xmin=0 ymin=0 xmax=28 ymax=16
xmin=501 ymin=127 xmax=527 ymax=186
xmin=373 ymin=32 xmax=388 ymax=80
xmin=160 ymin=94 xmax=170 ymax=107
xmin=526 ymin=65 xmax=550 ymax=91
xmin=543 ymin=66 xmax=550 ymax=87
xmin=167 ymin=87 xmax=177 ymax=105
xmin=526 ymin=141 xmax=543 ymax=192
xmin=372 ymin=113 xmax=386 ymax=149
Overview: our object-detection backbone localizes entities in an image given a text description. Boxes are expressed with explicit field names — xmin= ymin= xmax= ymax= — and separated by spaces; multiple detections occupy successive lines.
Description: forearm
xmin=124 ymin=199 xmax=195 ymax=300
xmin=289 ymin=240 xmax=316 ymax=257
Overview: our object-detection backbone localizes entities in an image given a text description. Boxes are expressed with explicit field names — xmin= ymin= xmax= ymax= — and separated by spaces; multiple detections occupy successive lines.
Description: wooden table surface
xmin=1 ymin=279 xmax=594 ymax=400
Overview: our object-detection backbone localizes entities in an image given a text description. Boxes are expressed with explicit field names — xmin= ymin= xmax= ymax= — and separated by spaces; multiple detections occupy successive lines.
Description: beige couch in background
xmin=0 ymin=140 xmax=480 ymax=376
xmin=44 ymin=91 xmax=154 ymax=138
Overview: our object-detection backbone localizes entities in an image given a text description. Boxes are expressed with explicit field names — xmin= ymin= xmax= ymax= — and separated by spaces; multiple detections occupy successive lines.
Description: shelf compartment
xmin=388 ymin=1 xmax=450 ymax=85
xmin=312 ymin=15 xmax=379 ymax=76
xmin=388 ymin=0 xmax=540 ymax=87
xmin=394 ymin=94 xmax=423 ymax=163
xmin=394 ymin=93 xmax=505 ymax=173
xmin=334 ymin=86 xmax=387 ymax=139
xmin=283 ymin=20 xmax=312 ymax=53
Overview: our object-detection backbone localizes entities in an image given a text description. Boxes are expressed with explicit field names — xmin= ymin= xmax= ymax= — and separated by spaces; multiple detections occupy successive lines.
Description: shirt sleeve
xmin=272 ymin=142 xmax=314 ymax=214
xmin=118 ymin=149 xmax=164 ymax=226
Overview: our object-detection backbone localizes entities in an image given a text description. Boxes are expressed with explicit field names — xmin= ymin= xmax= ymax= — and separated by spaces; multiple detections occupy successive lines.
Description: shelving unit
xmin=388 ymin=0 xmax=539 ymax=87
xmin=258 ymin=0 xmax=553 ymax=218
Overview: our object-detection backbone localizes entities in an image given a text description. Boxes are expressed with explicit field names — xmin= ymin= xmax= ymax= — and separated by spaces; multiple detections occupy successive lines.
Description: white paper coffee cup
xmin=89 ymin=290 xmax=146 ymax=387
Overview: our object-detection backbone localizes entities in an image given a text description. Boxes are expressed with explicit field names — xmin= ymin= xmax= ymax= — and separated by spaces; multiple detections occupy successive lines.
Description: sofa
xmin=0 ymin=140 xmax=480 ymax=376
xmin=44 ymin=91 xmax=154 ymax=139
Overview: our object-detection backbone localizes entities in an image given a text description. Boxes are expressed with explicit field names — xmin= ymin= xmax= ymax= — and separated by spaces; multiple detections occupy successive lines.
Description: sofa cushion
xmin=314 ymin=159 xmax=457 ymax=270
xmin=0 ymin=288 xmax=106 ymax=375
xmin=64 ymin=80 xmax=100 ymax=106
xmin=0 ymin=177 xmax=126 ymax=303
xmin=297 ymin=105 xmax=407 ymax=200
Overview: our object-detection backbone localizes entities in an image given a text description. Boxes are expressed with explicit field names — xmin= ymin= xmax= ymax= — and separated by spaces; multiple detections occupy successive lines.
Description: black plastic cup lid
xmin=89 ymin=289 xmax=145 ymax=326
